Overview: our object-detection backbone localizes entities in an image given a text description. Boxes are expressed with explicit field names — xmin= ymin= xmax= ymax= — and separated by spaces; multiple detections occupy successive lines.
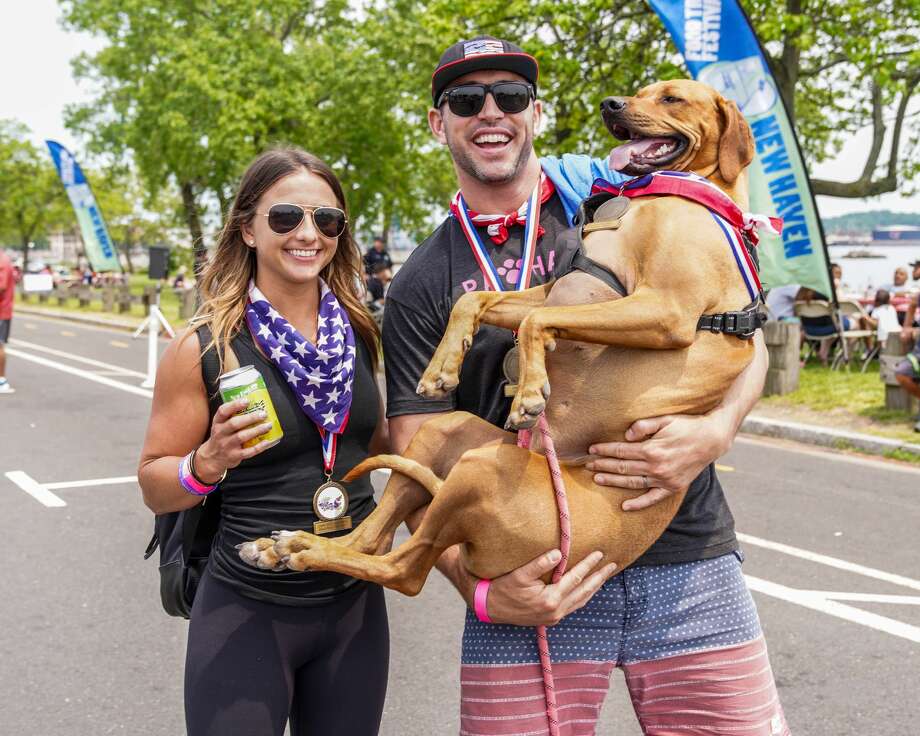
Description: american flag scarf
xmin=245 ymin=280 xmax=355 ymax=472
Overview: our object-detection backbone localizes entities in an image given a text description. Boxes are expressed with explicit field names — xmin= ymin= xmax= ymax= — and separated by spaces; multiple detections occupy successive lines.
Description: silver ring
xmin=642 ymin=475 xmax=649 ymax=490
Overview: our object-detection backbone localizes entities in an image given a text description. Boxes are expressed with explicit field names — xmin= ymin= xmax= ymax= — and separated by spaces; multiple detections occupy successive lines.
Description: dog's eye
xmin=661 ymin=96 xmax=683 ymax=104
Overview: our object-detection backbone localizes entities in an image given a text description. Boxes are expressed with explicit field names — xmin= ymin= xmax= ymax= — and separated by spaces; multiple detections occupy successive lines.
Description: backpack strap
xmin=196 ymin=324 xmax=241 ymax=417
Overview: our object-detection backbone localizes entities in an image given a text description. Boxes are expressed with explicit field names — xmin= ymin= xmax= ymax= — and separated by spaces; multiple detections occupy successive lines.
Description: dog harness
xmin=564 ymin=170 xmax=783 ymax=339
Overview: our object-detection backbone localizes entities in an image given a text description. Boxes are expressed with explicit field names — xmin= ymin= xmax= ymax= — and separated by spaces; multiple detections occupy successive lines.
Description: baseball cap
xmin=432 ymin=35 xmax=538 ymax=106
xmin=910 ymin=260 xmax=920 ymax=268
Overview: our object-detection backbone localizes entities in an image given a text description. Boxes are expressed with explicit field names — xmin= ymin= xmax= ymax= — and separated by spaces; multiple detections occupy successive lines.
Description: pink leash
xmin=518 ymin=414 xmax=572 ymax=736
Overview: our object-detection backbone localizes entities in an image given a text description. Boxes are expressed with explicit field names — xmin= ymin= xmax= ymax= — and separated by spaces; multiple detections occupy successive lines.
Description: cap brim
xmin=432 ymin=53 xmax=538 ymax=104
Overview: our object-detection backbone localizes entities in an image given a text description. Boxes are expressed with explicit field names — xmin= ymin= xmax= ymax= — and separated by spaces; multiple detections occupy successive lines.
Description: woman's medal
xmin=246 ymin=280 xmax=356 ymax=535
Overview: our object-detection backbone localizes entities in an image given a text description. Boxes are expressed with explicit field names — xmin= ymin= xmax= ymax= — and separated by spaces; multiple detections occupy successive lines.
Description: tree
xmin=89 ymin=166 xmax=183 ymax=273
xmin=0 ymin=121 xmax=69 ymax=273
xmin=61 ymin=0 xmax=455 ymax=273
xmin=748 ymin=0 xmax=919 ymax=197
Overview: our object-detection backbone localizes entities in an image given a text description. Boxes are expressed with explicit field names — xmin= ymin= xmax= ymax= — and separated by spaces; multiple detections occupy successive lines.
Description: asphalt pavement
xmin=1 ymin=313 xmax=917 ymax=735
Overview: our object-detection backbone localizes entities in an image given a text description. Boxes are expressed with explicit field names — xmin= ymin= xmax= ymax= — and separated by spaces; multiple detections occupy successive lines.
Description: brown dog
xmin=239 ymin=79 xmax=759 ymax=594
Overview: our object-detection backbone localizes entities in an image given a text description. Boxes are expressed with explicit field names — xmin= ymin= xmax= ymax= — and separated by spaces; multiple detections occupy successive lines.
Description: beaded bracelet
xmin=178 ymin=450 xmax=223 ymax=496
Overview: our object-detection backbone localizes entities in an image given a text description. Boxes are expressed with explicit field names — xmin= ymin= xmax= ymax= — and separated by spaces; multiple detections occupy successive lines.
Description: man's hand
xmin=461 ymin=549 xmax=617 ymax=627
xmin=586 ymin=412 xmax=732 ymax=511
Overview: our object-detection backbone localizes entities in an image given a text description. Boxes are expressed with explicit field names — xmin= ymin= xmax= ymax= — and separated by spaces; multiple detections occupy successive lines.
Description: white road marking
xmin=745 ymin=575 xmax=920 ymax=644
xmin=5 ymin=347 xmax=153 ymax=398
xmin=44 ymin=476 xmax=138 ymax=490
xmin=800 ymin=592 xmax=920 ymax=605
xmin=9 ymin=338 xmax=148 ymax=378
xmin=738 ymin=532 xmax=920 ymax=592
xmin=4 ymin=471 xmax=67 ymax=507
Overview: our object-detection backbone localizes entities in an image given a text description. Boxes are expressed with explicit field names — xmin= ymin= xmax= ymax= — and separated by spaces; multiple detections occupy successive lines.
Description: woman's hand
xmin=194 ymin=398 xmax=277 ymax=482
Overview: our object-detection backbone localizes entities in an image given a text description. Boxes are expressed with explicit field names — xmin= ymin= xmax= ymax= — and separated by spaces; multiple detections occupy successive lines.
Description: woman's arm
xmin=137 ymin=330 xmax=274 ymax=514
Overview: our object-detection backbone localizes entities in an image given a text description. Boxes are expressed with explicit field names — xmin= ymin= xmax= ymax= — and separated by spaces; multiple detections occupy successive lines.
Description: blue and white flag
xmin=45 ymin=141 xmax=121 ymax=273
xmin=647 ymin=0 xmax=833 ymax=298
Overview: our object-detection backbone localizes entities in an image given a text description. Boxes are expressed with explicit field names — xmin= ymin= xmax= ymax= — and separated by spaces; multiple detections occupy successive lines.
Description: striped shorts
xmin=460 ymin=552 xmax=790 ymax=736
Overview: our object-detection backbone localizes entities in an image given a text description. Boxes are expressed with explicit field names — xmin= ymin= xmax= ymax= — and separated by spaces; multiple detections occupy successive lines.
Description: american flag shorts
xmin=460 ymin=552 xmax=791 ymax=735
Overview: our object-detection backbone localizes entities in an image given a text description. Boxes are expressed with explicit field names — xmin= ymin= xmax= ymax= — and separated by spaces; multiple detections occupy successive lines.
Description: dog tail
xmin=343 ymin=455 xmax=444 ymax=496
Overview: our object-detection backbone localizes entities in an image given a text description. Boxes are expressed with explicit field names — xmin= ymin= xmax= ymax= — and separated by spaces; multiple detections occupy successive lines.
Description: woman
xmin=138 ymin=148 xmax=389 ymax=735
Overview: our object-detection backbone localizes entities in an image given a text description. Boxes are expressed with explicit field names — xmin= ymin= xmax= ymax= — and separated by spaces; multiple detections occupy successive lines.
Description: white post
xmin=132 ymin=285 xmax=175 ymax=389
xmin=141 ymin=307 xmax=160 ymax=388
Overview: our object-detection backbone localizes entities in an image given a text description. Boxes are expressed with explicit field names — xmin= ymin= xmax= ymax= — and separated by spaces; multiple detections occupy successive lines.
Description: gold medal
xmin=312 ymin=479 xmax=352 ymax=534
xmin=583 ymin=196 xmax=630 ymax=234
xmin=502 ymin=345 xmax=520 ymax=397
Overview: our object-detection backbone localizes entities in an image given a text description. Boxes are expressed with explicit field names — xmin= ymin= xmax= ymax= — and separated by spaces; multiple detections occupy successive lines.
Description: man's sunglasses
xmin=437 ymin=82 xmax=535 ymax=117
xmin=258 ymin=203 xmax=348 ymax=238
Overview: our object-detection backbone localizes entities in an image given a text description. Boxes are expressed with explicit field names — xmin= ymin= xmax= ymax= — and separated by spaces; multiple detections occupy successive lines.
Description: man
xmin=879 ymin=265 xmax=910 ymax=296
xmin=897 ymin=292 xmax=920 ymax=431
xmin=365 ymin=261 xmax=392 ymax=309
xmin=0 ymin=249 xmax=16 ymax=393
xmin=383 ymin=37 xmax=786 ymax=734
xmin=765 ymin=283 xmax=806 ymax=320
xmin=363 ymin=234 xmax=392 ymax=275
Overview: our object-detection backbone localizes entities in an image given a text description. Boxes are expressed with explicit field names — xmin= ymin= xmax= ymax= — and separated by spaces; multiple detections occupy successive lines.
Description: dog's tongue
xmin=609 ymin=138 xmax=675 ymax=171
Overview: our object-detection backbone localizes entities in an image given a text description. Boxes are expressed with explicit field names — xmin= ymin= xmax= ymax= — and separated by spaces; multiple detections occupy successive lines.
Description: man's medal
xmin=453 ymin=175 xmax=544 ymax=397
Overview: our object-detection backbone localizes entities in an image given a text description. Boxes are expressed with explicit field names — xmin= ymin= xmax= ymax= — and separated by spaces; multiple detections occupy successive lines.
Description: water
xmin=829 ymin=243 xmax=920 ymax=295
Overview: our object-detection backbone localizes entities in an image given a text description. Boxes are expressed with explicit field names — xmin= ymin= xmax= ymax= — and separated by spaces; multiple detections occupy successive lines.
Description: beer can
xmin=218 ymin=365 xmax=284 ymax=449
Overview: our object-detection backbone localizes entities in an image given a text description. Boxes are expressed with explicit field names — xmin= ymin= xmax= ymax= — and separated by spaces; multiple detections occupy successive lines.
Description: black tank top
xmin=199 ymin=323 xmax=380 ymax=606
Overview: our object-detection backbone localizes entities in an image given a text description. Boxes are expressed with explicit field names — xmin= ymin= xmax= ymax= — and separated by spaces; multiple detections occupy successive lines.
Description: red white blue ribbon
xmin=452 ymin=176 xmax=544 ymax=292
xmin=591 ymin=170 xmax=783 ymax=302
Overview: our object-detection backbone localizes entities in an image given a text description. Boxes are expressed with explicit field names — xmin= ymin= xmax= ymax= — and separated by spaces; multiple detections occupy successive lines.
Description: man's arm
xmin=390 ymin=413 xmax=617 ymax=626
xmin=586 ymin=332 xmax=768 ymax=507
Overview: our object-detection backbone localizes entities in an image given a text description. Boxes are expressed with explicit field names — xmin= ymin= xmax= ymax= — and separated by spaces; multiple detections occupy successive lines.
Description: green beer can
xmin=219 ymin=365 xmax=284 ymax=449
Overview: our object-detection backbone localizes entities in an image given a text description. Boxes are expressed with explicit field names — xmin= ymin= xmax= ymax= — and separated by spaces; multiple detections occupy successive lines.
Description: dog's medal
xmin=502 ymin=345 xmax=520 ymax=397
xmin=583 ymin=196 xmax=630 ymax=234
xmin=313 ymin=476 xmax=352 ymax=534
xmin=454 ymin=174 xmax=544 ymax=401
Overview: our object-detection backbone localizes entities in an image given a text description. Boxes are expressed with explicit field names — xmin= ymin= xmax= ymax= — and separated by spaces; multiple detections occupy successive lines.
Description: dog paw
xmin=505 ymin=393 xmax=546 ymax=431
xmin=416 ymin=368 xmax=460 ymax=398
xmin=237 ymin=537 xmax=287 ymax=571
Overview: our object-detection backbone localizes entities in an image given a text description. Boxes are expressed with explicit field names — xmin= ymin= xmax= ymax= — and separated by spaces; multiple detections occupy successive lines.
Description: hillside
xmin=822 ymin=210 xmax=920 ymax=233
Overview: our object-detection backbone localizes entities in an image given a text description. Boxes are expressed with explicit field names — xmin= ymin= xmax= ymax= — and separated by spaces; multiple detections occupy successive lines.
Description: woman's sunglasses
xmin=437 ymin=82 xmax=535 ymax=118
xmin=258 ymin=203 xmax=348 ymax=239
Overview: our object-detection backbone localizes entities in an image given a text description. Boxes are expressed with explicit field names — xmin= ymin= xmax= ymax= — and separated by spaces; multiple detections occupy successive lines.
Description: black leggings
xmin=185 ymin=570 xmax=389 ymax=736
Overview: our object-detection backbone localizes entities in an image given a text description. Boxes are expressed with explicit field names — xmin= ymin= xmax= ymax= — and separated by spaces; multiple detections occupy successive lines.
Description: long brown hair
xmin=189 ymin=147 xmax=380 ymax=372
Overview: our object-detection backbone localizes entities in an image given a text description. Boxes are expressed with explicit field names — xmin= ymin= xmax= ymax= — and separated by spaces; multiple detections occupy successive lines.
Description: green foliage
xmin=60 ymin=0 xmax=919 ymax=244
xmin=0 ymin=120 xmax=70 ymax=270
xmin=823 ymin=209 xmax=920 ymax=233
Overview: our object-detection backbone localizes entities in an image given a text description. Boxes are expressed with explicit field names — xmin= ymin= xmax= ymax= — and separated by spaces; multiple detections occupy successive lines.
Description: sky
xmin=2 ymin=0 xmax=917 ymax=221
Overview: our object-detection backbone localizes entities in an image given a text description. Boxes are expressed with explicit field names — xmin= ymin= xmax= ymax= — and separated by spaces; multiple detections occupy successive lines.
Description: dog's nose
xmin=600 ymin=97 xmax=627 ymax=114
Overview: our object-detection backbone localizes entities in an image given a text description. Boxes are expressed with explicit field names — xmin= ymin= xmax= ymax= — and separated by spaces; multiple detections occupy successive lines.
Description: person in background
xmin=363 ymin=234 xmax=392 ymax=275
xmin=365 ymin=262 xmax=392 ymax=311
xmin=880 ymin=266 xmax=910 ymax=296
xmin=172 ymin=265 xmax=188 ymax=290
xmin=765 ymin=283 xmax=807 ymax=320
xmin=0 ymin=249 xmax=17 ymax=394
xmin=865 ymin=289 xmax=899 ymax=345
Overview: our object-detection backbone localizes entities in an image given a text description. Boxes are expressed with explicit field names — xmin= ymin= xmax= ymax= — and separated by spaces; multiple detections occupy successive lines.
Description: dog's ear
xmin=716 ymin=96 xmax=754 ymax=184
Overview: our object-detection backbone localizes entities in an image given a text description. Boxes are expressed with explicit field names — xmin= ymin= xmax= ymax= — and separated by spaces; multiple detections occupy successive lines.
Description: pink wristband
xmin=474 ymin=578 xmax=493 ymax=623
xmin=178 ymin=452 xmax=217 ymax=496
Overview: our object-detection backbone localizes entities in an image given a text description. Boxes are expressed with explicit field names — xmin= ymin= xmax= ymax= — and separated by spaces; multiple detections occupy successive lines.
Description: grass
xmin=758 ymin=360 xmax=920 ymax=445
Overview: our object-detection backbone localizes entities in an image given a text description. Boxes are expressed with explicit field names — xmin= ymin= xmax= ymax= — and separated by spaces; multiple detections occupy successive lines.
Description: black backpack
xmin=143 ymin=328 xmax=234 ymax=618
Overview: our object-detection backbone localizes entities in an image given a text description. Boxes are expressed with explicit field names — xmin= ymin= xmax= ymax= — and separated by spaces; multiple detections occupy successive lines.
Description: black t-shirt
xmin=383 ymin=190 xmax=738 ymax=566
xmin=204 ymin=325 xmax=381 ymax=605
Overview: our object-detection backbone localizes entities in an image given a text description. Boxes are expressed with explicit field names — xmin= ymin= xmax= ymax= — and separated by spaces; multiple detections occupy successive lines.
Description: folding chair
xmin=835 ymin=300 xmax=873 ymax=370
